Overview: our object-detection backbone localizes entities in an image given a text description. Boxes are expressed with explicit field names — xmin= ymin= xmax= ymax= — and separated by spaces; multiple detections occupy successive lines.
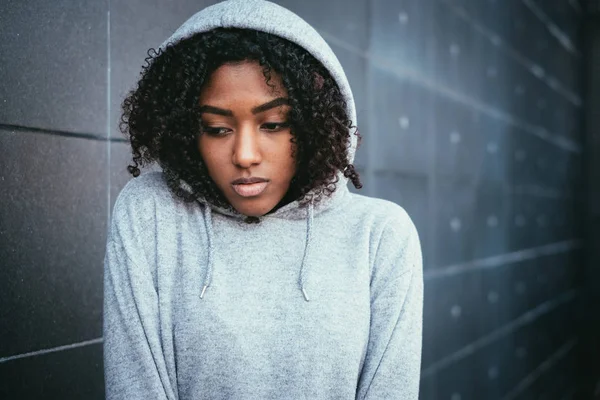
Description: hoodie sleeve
xmin=103 ymin=194 xmax=178 ymax=400
xmin=356 ymin=210 xmax=424 ymax=400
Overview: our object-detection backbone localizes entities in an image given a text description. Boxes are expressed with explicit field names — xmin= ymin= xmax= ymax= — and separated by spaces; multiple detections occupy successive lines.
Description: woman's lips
xmin=232 ymin=181 xmax=269 ymax=197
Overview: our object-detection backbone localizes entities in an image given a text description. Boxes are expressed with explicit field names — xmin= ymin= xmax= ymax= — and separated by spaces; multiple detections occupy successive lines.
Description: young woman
xmin=103 ymin=0 xmax=424 ymax=399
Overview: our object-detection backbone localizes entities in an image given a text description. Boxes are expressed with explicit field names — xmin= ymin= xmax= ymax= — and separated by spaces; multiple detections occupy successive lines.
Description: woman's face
xmin=197 ymin=60 xmax=297 ymax=217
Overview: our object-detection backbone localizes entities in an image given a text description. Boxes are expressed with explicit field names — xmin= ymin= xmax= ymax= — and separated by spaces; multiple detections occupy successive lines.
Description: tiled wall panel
xmin=0 ymin=0 xmax=590 ymax=398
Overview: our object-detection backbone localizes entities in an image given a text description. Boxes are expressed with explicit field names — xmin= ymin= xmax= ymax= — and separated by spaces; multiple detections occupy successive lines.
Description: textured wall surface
xmin=583 ymin=7 xmax=600 ymax=398
xmin=359 ymin=1 xmax=586 ymax=399
xmin=0 ymin=0 xmax=591 ymax=399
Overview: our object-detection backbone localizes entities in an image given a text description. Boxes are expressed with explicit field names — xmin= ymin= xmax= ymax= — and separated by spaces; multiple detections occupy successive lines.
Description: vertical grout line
xmin=106 ymin=2 xmax=111 ymax=233
xmin=365 ymin=2 xmax=375 ymax=197
xmin=428 ymin=39 xmax=438 ymax=274
xmin=425 ymin=3 xmax=438 ymax=396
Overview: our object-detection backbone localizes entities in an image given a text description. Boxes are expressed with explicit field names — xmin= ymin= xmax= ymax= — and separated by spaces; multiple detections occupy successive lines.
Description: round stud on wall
xmin=514 ymin=281 xmax=526 ymax=294
xmin=548 ymin=77 xmax=560 ymax=90
xmin=514 ymin=85 xmax=525 ymax=96
xmin=488 ymin=366 xmax=499 ymax=380
xmin=537 ymin=98 xmax=547 ymax=109
xmin=487 ymin=142 xmax=498 ymax=154
xmin=537 ymin=215 xmax=547 ymax=227
xmin=530 ymin=64 xmax=545 ymax=78
xmin=450 ymin=305 xmax=462 ymax=318
xmin=515 ymin=149 xmax=527 ymax=162
xmin=398 ymin=12 xmax=408 ymax=25
xmin=398 ymin=116 xmax=410 ymax=130
xmin=450 ymin=131 xmax=461 ymax=144
xmin=449 ymin=43 xmax=460 ymax=57
xmin=536 ymin=39 xmax=548 ymax=51
xmin=486 ymin=66 xmax=497 ymax=78
xmin=450 ymin=217 xmax=462 ymax=232
xmin=536 ymin=158 xmax=546 ymax=169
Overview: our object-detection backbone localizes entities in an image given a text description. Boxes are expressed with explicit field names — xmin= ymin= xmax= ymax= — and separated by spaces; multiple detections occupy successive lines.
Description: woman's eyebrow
xmin=199 ymin=97 xmax=289 ymax=116
xmin=251 ymin=97 xmax=289 ymax=114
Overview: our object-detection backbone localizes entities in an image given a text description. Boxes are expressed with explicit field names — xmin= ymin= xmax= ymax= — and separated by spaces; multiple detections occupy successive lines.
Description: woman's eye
xmin=201 ymin=126 xmax=230 ymax=137
xmin=262 ymin=122 xmax=290 ymax=132
xmin=201 ymin=123 xmax=289 ymax=136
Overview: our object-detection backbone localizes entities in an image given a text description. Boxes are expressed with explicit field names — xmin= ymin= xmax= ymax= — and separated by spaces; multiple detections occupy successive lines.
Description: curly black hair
xmin=120 ymin=27 xmax=362 ymax=212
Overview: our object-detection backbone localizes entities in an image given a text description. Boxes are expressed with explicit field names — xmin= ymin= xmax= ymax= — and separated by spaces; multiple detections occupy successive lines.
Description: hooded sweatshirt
xmin=102 ymin=1 xmax=424 ymax=399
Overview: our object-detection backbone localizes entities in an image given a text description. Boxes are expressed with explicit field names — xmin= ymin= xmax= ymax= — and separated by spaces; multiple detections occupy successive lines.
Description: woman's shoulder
xmin=111 ymin=171 xmax=174 ymax=227
xmin=114 ymin=171 xmax=170 ymax=208
xmin=346 ymin=192 xmax=421 ymax=280
xmin=346 ymin=191 xmax=416 ymax=231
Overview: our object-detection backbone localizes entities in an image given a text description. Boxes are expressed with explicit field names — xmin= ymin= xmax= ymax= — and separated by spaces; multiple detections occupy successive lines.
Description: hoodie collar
xmin=198 ymin=194 xmax=320 ymax=302
xmin=177 ymin=170 xmax=350 ymax=221
xmin=182 ymin=172 xmax=351 ymax=302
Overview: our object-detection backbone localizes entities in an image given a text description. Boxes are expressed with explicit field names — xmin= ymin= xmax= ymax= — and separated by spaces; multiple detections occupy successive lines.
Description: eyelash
xmin=201 ymin=122 xmax=290 ymax=137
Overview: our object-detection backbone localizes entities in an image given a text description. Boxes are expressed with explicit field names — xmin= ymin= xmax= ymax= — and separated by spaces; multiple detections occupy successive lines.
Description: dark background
xmin=1 ymin=0 xmax=598 ymax=398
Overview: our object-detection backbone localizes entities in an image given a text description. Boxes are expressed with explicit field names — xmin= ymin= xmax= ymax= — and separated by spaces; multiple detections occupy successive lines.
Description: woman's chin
xmin=224 ymin=185 xmax=292 ymax=218
xmin=229 ymin=199 xmax=277 ymax=218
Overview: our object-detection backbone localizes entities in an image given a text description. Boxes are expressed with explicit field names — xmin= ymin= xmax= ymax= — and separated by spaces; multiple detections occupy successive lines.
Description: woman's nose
xmin=232 ymin=128 xmax=262 ymax=168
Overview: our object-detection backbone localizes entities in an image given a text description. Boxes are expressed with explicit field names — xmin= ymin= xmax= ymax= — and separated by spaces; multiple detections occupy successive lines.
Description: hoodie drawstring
xmin=199 ymin=199 xmax=315 ymax=302
xmin=200 ymin=204 xmax=214 ymax=299
xmin=299 ymin=199 xmax=314 ymax=302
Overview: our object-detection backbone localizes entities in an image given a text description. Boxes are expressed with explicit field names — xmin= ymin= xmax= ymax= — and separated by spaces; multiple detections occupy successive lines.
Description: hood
xmin=158 ymin=0 xmax=358 ymax=301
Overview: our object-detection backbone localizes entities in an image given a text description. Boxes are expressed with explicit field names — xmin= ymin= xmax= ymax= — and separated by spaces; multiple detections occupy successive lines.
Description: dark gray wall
xmin=583 ymin=5 xmax=600 ymax=398
xmin=0 ymin=0 xmax=592 ymax=399
xmin=355 ymin=1 xmax=586 ymax=398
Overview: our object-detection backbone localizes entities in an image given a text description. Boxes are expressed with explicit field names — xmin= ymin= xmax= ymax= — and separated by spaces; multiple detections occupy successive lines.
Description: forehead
xmin=199 ymin=61 xmax=287 ymax=100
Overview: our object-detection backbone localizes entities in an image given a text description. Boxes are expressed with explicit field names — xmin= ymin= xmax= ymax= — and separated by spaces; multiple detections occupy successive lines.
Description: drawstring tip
xmin=301 ymin=287 xmax=310 ymax=302
xmin=200 ymin=285 xmax=208 ymax=299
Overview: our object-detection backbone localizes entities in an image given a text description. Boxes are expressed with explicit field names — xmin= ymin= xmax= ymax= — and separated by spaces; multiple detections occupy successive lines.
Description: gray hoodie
xmin=102 ymin=0 xmax=424 ymax=399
